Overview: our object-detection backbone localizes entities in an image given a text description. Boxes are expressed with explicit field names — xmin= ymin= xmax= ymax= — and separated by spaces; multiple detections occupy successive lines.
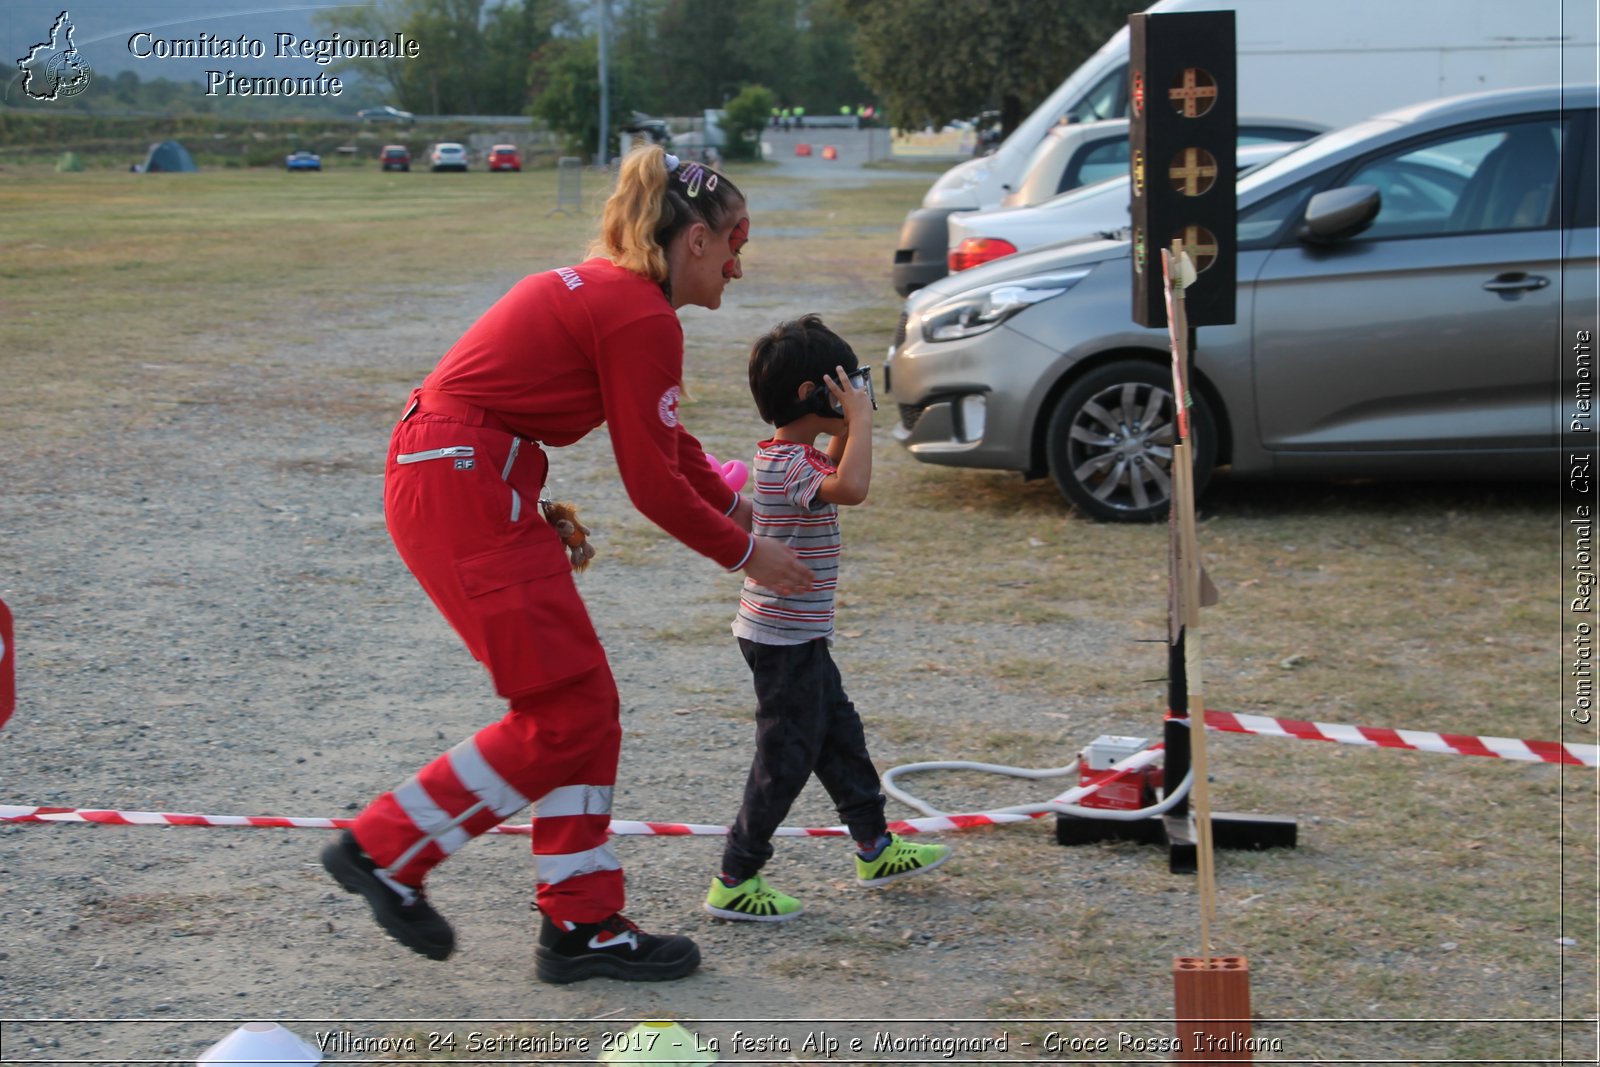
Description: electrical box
xmin=1079 ymin=734 xmax=1159 ymax=810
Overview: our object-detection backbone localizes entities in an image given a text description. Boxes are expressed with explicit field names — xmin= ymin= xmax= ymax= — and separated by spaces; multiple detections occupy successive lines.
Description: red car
xmin=380 ymin=145 xmax=410 ymax=172
xmin=487 ymin=144 xmax=521 ymax=172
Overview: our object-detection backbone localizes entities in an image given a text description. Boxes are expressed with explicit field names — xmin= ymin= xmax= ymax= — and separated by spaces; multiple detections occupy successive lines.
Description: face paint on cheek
xmin=722 ymin=217 xmax=749 ymax=279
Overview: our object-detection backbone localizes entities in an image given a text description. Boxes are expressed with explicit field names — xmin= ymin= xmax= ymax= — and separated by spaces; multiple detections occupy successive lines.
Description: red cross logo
xmin=658 ymin=385 xmax=682 ymax=428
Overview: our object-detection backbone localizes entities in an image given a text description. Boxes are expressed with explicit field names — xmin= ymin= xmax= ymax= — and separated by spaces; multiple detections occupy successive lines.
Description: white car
xmin=430 ymin=143 xmax=468 ymax=171
xmin=1001 ymin=116 xmax=1324 ymax=212
xmin=946 ymin=141 xmax=1304 ymax=274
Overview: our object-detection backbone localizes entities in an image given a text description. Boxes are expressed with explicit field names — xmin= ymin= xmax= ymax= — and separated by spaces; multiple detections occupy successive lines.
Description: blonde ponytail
xmin=590 ymin=145 xmax=744 ymax=283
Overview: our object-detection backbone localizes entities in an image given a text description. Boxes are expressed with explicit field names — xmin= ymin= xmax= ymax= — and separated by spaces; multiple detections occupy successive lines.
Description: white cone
xmin=197 ymin=1022 xmax=323 ymax=1065
xmin=597 ymin=1020 xmax=718 ymax=1064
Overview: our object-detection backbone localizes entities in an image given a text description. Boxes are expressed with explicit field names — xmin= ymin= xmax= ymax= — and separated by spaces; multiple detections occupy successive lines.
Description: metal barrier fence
xmin=550 ymin=156 xmax=583 ymax=216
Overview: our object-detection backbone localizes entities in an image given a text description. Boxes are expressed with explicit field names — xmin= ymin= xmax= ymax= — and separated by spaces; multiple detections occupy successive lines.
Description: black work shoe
xmin=534 ymin=910 xmax=700 ymax=984
xmin=321 ymin=830 xmax=455 ymax=961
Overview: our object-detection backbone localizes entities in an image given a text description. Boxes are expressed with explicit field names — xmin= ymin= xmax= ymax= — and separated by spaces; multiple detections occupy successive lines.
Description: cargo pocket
xmin=455 ymin=542 xmax=604 ymax=698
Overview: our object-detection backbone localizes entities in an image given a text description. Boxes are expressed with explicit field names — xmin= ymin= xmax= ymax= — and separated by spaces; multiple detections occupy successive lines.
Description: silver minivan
xmin=886 ymin=85 xmax=1596 ymax=521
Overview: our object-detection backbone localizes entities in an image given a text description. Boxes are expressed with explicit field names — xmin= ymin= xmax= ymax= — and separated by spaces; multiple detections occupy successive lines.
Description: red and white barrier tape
xmin=1201 ymin=710 xmax=1597 ymax=767
xmin=2 ymin=712 xmax=1589 ymax=837
xmin=0 ymin=804 xmax=1042 ymax=838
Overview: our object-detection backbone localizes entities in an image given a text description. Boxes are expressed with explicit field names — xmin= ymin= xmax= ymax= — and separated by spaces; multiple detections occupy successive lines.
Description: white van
xmin=891 ymin=0 xmax=1595 ymax=294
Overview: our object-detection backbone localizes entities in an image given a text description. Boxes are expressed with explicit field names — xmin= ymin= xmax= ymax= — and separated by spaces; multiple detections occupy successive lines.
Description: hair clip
xmin=677 ymin=160 xmax=704 ymax=197
xmin=664 ymin=153 xmax=680 ymax=172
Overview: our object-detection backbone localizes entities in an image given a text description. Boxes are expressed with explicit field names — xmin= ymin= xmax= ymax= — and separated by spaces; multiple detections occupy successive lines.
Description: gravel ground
xmin=5 ymin=140 xmax=1591 ymax=1065
xmin=0 ymin=149 xmax=1123 ymax=1063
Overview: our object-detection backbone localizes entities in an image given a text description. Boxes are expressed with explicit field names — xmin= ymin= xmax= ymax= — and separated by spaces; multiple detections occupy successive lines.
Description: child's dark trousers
xmin=721 ymin=637 xmax=888 ymax=880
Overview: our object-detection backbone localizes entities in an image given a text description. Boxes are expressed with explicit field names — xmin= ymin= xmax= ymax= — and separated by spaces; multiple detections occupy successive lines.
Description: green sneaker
xmin=856 ymin=834 xmax=952 ymax=887
xmin=704 ymin=874 xmax=804 ymax=922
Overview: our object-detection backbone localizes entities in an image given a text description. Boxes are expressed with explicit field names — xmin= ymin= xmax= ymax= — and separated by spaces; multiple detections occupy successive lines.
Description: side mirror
xmin=1298 ymin=185 xmax=1381 ymax=244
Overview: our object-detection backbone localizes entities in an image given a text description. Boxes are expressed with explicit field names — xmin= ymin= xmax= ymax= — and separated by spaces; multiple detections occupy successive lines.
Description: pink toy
xmin=705 ymin=452 xmax=750 ymax=493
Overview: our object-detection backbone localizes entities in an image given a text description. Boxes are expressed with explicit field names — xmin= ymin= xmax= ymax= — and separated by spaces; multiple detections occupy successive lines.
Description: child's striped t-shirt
xmin=731 ymin=440 xmax=840 ymax=645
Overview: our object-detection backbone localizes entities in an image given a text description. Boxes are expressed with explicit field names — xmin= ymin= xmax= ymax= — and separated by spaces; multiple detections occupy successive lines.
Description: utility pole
xmin=596 ymin=0 xmax=609 ymax=168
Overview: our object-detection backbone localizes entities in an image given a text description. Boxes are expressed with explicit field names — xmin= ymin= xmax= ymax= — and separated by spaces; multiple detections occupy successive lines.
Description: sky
xmin=3 ymin=1 xmax=391 ymax=96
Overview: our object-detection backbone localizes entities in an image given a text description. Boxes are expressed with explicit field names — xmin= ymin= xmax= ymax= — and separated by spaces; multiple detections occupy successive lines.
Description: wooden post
xmin=1163 ymin=241 xmax=1251 ymax=1060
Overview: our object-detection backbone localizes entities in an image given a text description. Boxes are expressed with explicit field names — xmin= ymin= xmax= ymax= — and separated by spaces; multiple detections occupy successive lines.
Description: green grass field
xmin=0 ymin=160 xmax=1592 ymax=1060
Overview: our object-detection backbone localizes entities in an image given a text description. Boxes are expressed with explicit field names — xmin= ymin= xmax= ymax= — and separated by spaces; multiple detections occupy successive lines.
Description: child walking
xmin=706 ymin=314 xmax=950 ymax=923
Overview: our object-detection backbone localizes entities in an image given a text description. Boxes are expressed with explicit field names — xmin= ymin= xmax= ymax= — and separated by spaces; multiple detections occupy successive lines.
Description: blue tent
xmin=142 ymin=140 xmax=196 ymax=173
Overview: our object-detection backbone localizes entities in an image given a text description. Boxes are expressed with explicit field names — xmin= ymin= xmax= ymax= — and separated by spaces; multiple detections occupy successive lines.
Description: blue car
xmin=285 ymin=150 xmax=321 ymax=172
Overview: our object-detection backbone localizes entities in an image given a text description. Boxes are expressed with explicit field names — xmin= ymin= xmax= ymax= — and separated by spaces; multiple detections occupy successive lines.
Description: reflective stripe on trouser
xmin=351 ymin=662 xmax=626 ymax=922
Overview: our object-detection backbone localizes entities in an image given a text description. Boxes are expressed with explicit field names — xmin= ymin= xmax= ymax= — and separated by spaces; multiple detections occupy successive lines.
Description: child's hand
xmin=824 ymin=365 xmax=872 ymax=428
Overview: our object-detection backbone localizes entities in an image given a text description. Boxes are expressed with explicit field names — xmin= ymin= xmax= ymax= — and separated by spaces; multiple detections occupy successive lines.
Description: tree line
xmin=4 ymin=0 xmax=1145 ymax=158
xmin=313 ymin=0 xmax=1142 ymax=155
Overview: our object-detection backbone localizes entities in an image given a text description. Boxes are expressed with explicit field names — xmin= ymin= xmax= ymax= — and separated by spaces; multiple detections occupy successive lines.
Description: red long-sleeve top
xmin=421 ymin=258 xmax=752 ymax=570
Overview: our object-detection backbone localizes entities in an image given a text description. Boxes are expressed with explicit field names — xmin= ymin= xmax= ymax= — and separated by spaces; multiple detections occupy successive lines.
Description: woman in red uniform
xmin=321 ymin=145 xmax=814 ymax=984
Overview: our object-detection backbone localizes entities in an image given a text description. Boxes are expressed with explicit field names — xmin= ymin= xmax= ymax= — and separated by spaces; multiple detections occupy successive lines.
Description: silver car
xmin=946 ymin=141 xmax=1303 ymax=274
xmin=893 ymin=115 xmax=1323 ymax=295
xmin=887 ymin=84 xmax=1595 ymax=521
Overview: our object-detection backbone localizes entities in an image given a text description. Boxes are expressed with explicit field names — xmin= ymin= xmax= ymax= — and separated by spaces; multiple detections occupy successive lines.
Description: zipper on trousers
xmin=396 ymin=445 xmax=476 ymax=464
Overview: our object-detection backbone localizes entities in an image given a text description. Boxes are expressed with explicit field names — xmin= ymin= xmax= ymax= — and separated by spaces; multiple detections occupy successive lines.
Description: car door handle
xmin=1482 ymin=272 xmax=1550 ymax=293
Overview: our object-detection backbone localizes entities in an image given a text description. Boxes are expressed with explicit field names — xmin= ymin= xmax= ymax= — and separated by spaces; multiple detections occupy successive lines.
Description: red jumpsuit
xmin=350 ymin=259 xmax=751 ymax=924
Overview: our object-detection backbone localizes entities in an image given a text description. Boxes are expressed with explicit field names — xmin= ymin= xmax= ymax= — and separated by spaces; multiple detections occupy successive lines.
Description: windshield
xmin=1041 ymin=173 xmax=1126 ymax=207
xmin=1236 ymin=118 xmax=1401 ymax=199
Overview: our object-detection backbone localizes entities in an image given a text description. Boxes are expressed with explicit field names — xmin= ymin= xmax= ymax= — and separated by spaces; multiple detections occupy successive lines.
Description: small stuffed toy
xmin=541 ymin=500 xmax=595 ymax=571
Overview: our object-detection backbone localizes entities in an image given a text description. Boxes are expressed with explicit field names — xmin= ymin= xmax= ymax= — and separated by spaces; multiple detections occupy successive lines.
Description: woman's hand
xmin=730 ymin=493 xmax=754 ymax=533
xmin=743 ymin=537 xmax=815 ymax=596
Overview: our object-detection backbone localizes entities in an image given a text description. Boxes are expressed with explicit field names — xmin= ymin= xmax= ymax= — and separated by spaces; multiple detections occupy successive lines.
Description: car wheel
xmin=1045 ymin=360 xmax=1216 ymax=523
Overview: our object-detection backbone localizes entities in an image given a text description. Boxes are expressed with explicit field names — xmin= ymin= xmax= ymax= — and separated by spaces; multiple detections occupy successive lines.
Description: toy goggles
xmin=810 ymin=364 xmax=877 ymax=417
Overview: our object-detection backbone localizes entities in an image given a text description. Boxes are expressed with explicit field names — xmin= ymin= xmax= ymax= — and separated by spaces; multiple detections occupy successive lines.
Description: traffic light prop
xmin=1129 ymin=9 xmax=1237 ymax=328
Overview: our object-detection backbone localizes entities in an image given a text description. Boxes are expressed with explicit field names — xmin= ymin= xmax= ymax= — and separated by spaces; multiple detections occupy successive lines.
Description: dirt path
xmin=0 ymin=154 xmax=1085 ymax=1062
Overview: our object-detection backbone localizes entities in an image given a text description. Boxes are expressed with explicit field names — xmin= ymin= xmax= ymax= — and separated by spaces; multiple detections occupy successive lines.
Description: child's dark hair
xmin=748 ymin=314 xmax=860 ymax=427
xmin=590 ymin=145 xmax=744 ymax=283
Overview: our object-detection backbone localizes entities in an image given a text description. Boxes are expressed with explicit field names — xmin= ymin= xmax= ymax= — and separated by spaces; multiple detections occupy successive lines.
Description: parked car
xmin=358 ymin=105 xmax=414 ymax=123
xmin=1010 ymin=117 xmax=1324 ymax=211
xmin=886 ymin=85 xmax=1594 ymax=522
xmin=900 ymin=117 xmax=1324 ymax=292
xmin=429 ymin=143 xmax=468 ymax=172
xmin=947 ymin=141 xmax=1303 ymax=273
xmin=622 ymin=113 xmax=675 ymax=148
xmin=487 ymin=144 xmax=522 ymax=172
xmin=284 ymin=150 xmax=321 ymax=171
xmin=380 ymin=145 xmax=411 ymax=172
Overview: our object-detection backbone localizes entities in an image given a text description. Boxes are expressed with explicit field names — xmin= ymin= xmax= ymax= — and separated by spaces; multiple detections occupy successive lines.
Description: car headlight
xmin=920 ymin=270 xmax=1090 ymax=343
